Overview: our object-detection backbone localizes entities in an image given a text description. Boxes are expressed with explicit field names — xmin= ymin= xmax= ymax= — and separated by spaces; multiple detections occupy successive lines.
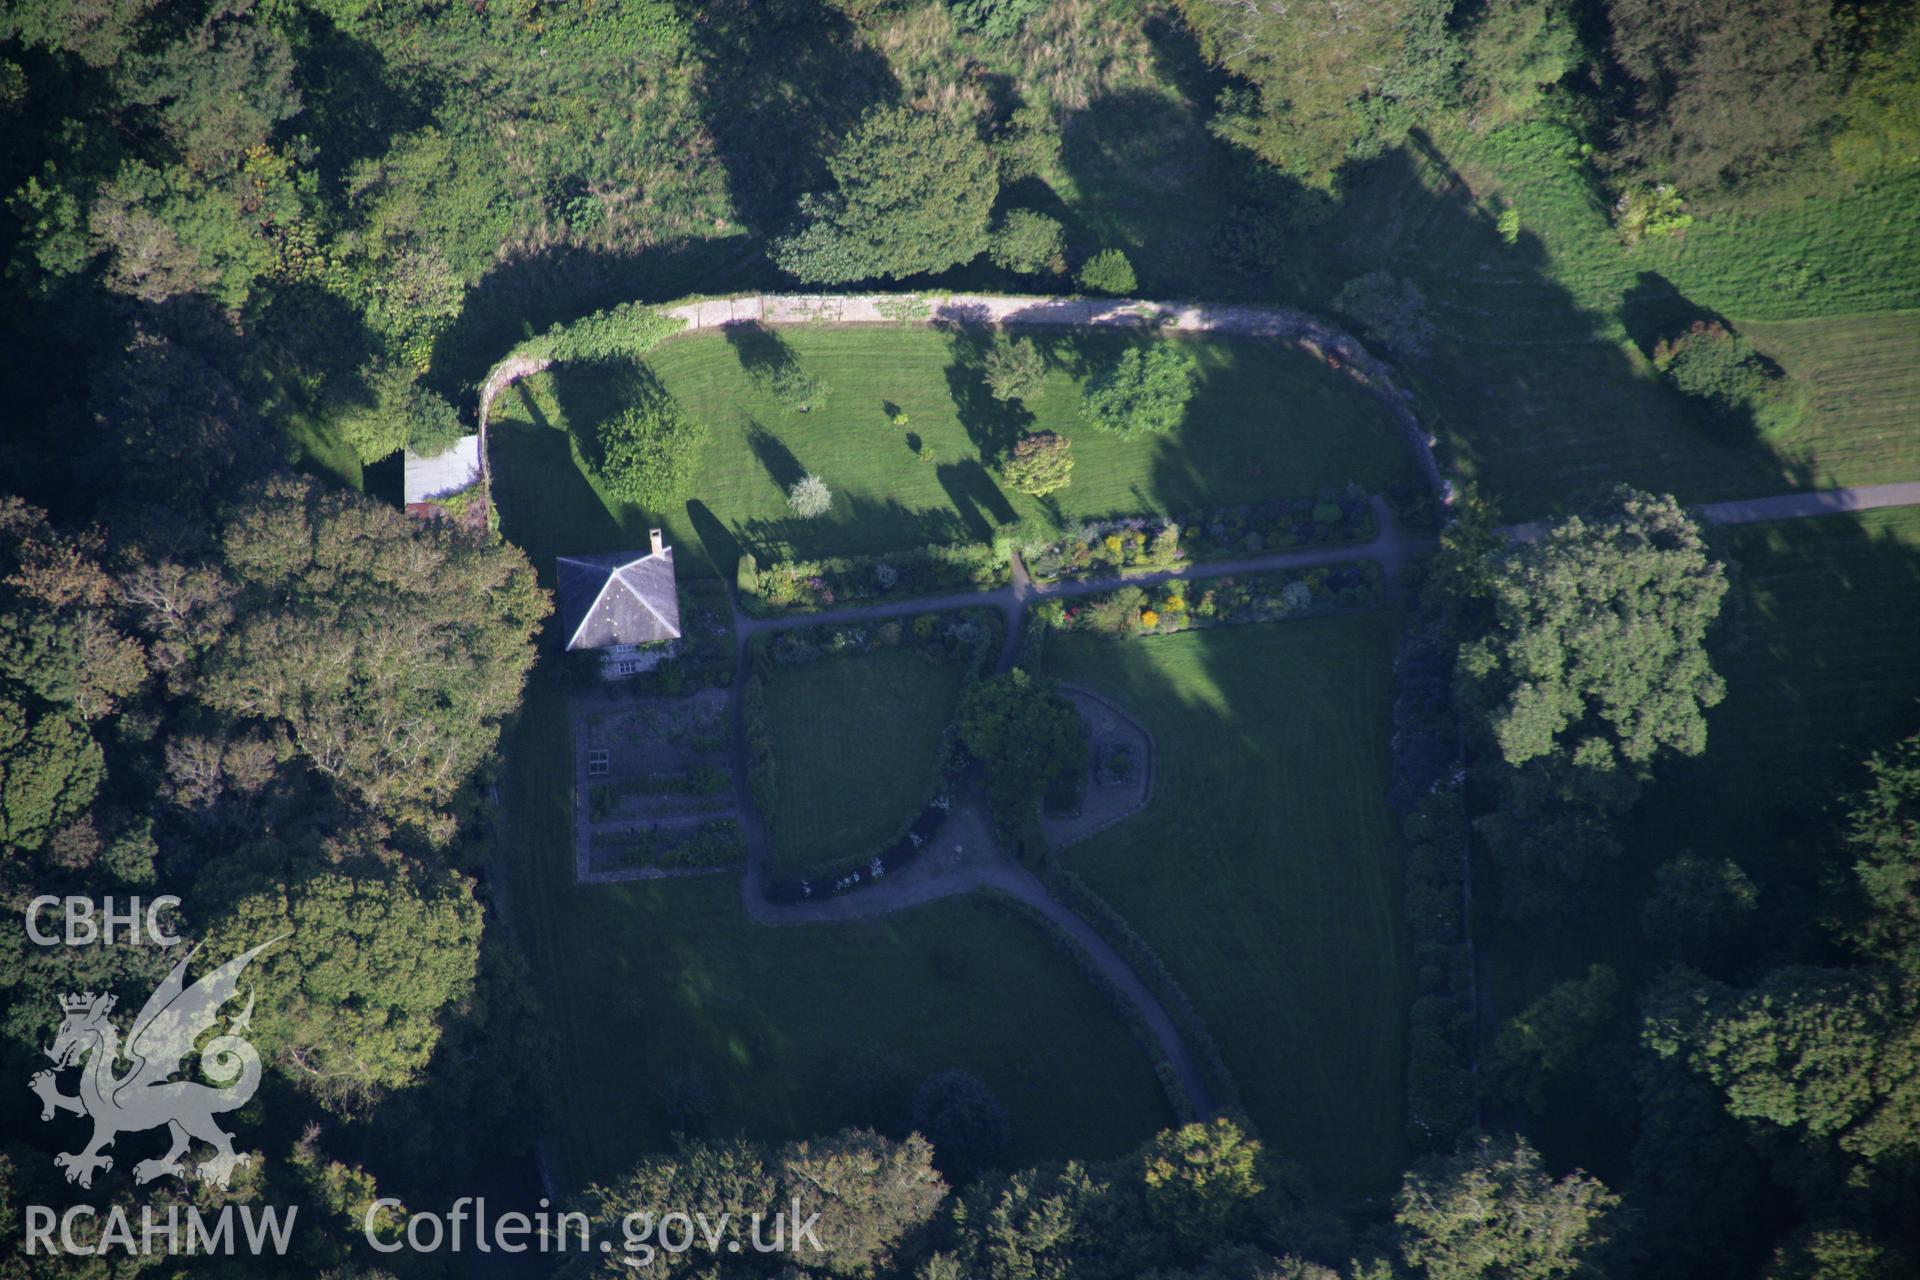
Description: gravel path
xmin=1503 ymin=481 xmax=1920 ymax=542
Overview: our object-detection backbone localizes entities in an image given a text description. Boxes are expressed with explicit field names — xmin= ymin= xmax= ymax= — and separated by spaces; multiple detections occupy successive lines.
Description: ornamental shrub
xmin=787 ymin=474 xmax=833 ymax=518
xmin=1082 ymin=344 xmax=1197 ymax=438
xmin=1076 ymin=248 xmax=1137 ymax=296
xmin=988 ymin=208 xmax=1067 ymax=276
xmin=1140 ymin=608 xmax=1159 ymax=628
xmin=1652 ymin=320 xmax=1796 ymax=435
xmin=593 ymin=392 xmax=708 ymax=509
xmin=984 ymin=333 xmax=1047 ymax=403
xmin=998 ymin=432 xmax=1074 ymax=496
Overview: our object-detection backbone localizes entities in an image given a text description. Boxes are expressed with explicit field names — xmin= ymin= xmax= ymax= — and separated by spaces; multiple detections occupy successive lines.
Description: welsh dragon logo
xmin=30 ymin=938 xmax=282 ymax=1189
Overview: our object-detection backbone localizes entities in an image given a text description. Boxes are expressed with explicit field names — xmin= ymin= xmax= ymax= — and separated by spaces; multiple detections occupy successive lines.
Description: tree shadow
xmin=936 ymin=459 xmax=1019 ymax=542
xmin=743 ymin=419 xmax=806 ymax=491
xmin=722 ymin=320 xmax=799 ymax=384
xmin=671 ymin=0 xmax=900 ymax=234
xmin=727 ymin=492 xmax=977 ymax=564
xmin=939 ymin=324 xmax=1034 ymax=461
xmin=684 ymin=498 xmax=743 ymax=579
xmin=426 ymin=236 xmax=770 ymax=405
xmin=1620 ymin=271 xmax=1726 ymax=360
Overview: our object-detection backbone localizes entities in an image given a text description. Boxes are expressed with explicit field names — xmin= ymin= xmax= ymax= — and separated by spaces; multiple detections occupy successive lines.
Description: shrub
xmin=737 ymin=551 xmax=759 ymax=597
xmin=1139 ymin=608 xmax=1159 ymax=628
xmin=1497 ymin=207 xmax=1521 ymax=244
xmin=594 ymin=393 xmax=708 ymax=508
xmin=1076 ymin=248 xmax=1137 ymax=296
xmin=988 ymin=208 xmax=1066 ymax=275
xmin=1652 ymin=320 xmax=1796 ymax=434
xmin=787 ymin=474 xmax=833 ymax=518
xmin=1081 ymin=344 xmax=1197 ymax=438
xmin=769 ymin=362 xmax=828 ymax=412
xmin=948 ymin=0 xmax=1045 ymax=39
xmin=1615 ymin=182 xmax=1692 ymax=245
xmin=1334 ymin=270 xmax=1434 ymax=357
xmin=984 ymin=333 xmax=1047 ymax=403
xmin=997 ymin=432 xmax=1074 ymax=496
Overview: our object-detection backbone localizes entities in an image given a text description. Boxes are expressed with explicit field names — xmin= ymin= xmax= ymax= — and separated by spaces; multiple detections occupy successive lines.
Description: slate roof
xmin=402 ymin=435 xmax=482 ymax=504
xmin=556 ymin=547 xmax=681 ymax=650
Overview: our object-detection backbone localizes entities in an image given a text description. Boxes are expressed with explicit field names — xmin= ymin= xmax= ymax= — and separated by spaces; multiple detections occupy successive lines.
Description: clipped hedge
xmin=506 ymin=301 xmax=686 ymax=367
xmin=739 ymin=541 xmax=1009 ymax=617
xmin=1389 ymin=597 xmax=1477 ymax=1150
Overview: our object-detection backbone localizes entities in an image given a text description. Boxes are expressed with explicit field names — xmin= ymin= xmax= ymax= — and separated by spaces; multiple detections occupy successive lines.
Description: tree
xmin=956 ymin=670 xmax=1087 ymax=827
xmin=1604 ymin=0 xmax=1841 ymax=195
xmin=1652 ymin=320 xmax=1797 ymax=436
xmin=983 ymin=333 xmax=1047 ymax=403
xmin=988 ymin=208 xmax=1065 ymax=276
xmin=997 ymin=432 xmax=1073 ymax=496
xmin=773 ymin=107 xmax=998 ymax=284
xmin=594 ymin=393 xmax=709 ymax=509
xmin=1475 ymin=746 xmax=1642 ymax=919
xmin=0 ymin=696 xmax=103 ymax=853
xmin=187 ymin=475 xmax=548 ymax=836
xmin=333 ymin=362 xmax=464 ymax=464
xmin=778 ymin=1130 xmax=947 ymax=1276
xmin=1462 ymin=0 xmax=1582 ymax=123
xmin=1765 ymin=1223 xmax=1913 ymax=1280
xmin=1458 ymin=487 xmax=1728 ymax=771
xmin=912 ymin=1069 xmax=1010 ymax=1180
xmin=1395 ymin=1134 xmax=1617 ymax=1280
xmin=1844 ymin=731 xmax=1920 ymax=979
xmin=204 ymin=859 xmax=483 ymax=1113
xmin=1484 ymin=965 xmax=1620 ymax=1111
xmin=1335 ymin=271 xmax=1435 ymax=358
xmin=949 ymin=1160 xmax=1151 ymax=1277
xmin=1075 ymin=248 xmax=1136 ymax=296
xmin=948 ymin=0 xmax=1046 ymax=40
xmin=1642 ymin=966 xmax=1920 ymax=1174
xmin=569 ymin=1136 xmax=780 ymax=1279
xmin=1640 ymin=853 xmax=1758 ymax=966
xmin=788 ymin=473 xmax=833 ymax=518
xmin=1141 ymin=1118 xmax=1269 ymax=1249
xmin=1081 ymin=344 xmax=1196 ymax=439
xmin=1174 ymin=0 xmax=1460 ymax=188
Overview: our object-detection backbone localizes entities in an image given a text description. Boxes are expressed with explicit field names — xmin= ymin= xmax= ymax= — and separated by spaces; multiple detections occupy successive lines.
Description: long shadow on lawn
xmin=1256 ymin=134 xmax=1819 ymax=517
xmin=939 ymin=325 xmax=1033 ymax=462
xmin=936 ymin=459 xmax=1019 ymax=541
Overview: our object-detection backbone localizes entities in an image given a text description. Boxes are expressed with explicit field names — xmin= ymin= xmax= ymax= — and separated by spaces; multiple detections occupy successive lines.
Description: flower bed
xmin=1036 ymin=560 xmax=1383 ymax=638
xmin=591 ymin=818 xmax=746 ymax=871
xmin=1019 ymin=487 xmax=1373 ymax=584
xmin=739 ymin=542 xmax=1007 ymax=617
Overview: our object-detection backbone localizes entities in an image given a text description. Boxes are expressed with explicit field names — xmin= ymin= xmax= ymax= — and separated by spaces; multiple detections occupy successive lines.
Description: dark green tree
xmin=1395 ymin=1133 xmax=1617 ymax=1280
xmin=1081 ymin=344 xmax=1197 ymax=439
xmin=203 ymin=858 xmax=484 ymax=1114
xmin=773 ymin=107 xmax=998 ymax=284
xmin=983 ymin=333 xmax=1047 ymax=404
xmin=593 ymin=393 xmax=710 ymax=510
xmin=1844 ymin=730 xmax=1920 ymax=978
xmin=1484 ymin=965 xmax=1621 ymax=1111
xmin=911 ymin=1069 xmax=1010 ymax=1181
xmin=956 ymin=670 xmax=1087 ymax=827
xmin=1640 ymin=853 xmax=1758 ymax=967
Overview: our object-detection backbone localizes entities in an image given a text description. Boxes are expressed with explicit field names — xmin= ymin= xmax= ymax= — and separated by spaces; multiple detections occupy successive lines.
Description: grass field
xmin=1742 ymin=311 xmax=1920 ymax=490
xmin=502 ymin=671 xmax=1172 ymax=1191
xmin=486 ymin=326 xmax=1417 ymax=581
xmin=1044 ymin=614 xmax=1409 ymax=1198
xmin=1271 ymin=122 xmax=1920 ymax=518
xmin=763 ymin=650 xmax=966 ymax=876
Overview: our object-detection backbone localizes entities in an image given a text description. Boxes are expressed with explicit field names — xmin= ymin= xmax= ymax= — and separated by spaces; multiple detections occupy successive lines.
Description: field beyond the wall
xmin=1045 ymin=613 xmax=1410 ymax=1199
xmin=487 ymin=326 xmax=1417 ymax=580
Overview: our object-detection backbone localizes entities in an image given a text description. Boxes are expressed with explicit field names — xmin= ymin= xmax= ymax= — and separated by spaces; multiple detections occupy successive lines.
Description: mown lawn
xmin=1742 ymin=311 xmax=1920 ymax=490
xmin=763 ymin=649 xmax=966 ymax=877
xmin=501 ymin=670 xmax=1172 ymax=1192
xmin=1044 ymin=614 xmax=1409 ymax=1199
xmin=487 ymin=326 xmax=1416 ymax=581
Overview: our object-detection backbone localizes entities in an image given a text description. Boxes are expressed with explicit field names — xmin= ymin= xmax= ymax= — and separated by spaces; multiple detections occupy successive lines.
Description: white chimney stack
xmin=649 ymin=528 xmax=664 ymax=556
